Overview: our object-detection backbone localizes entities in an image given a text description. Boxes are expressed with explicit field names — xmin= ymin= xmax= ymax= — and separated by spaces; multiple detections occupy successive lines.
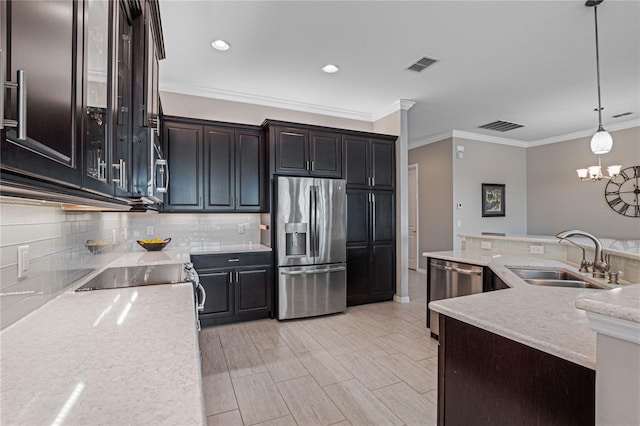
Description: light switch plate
xmin=146 ymin=226 xmax=154 ymax=236
xmin=18 ymin=245 xmax=30 ymax=279
xmin=481 ymin=241 xmax=492 ymax=250
xmin=237 ymin=224 xmax=245 ymax=234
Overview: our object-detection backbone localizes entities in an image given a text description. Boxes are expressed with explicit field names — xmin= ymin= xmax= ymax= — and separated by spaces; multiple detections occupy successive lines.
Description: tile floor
xmin=199 ymin=269 xmax=438 ymax=426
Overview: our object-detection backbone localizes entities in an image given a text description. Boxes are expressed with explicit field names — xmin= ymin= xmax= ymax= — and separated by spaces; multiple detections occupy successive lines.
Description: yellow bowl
xmin=137 ymin=238 xmax=171 ymax=251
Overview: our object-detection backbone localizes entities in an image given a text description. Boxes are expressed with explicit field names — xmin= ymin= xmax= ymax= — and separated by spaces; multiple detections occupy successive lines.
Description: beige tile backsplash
xmin=0 ymin=198 xmax=262 ymax=330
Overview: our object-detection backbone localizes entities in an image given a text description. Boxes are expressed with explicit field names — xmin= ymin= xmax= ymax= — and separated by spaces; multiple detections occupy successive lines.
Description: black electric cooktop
xmin=75 ymin=264 xmax=185 ymax=292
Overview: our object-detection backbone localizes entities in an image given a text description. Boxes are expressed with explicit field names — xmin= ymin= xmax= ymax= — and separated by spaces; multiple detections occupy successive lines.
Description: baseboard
xmin=394 ymin=295 xmax=411 ymax=304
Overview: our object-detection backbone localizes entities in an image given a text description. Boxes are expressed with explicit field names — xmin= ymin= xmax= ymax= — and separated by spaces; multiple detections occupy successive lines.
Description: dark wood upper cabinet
xmin=309 ymin=130 xmax=342 ymax=177
xmin=343 ymin=136 xmax=369 ymax=187
xmin=343 ymin=135 xmax=396 ymax=190
xmin=371 ymin=139 xmax=395 ymax=190
xmin=1 ymin=0 xmax=83 ymax=187
xmin=235 ymin=128 xmax=264 ymax=211
xmin=133 ymin=0 xmax=163 ymax=130
xmin=163 ymin=120 xmax=203 ymax=210
xmin=1 ymin=0 xmax=164 ymax=205
xmin=273 ymin=126 xmax=308 ymax=175
xmin=205 ymin=126 xmax=234 ymax=211
xmin=268 ymin=123 xmax=342 ymax=178
xmin=162 ymin=117 xmax=265 ymax=213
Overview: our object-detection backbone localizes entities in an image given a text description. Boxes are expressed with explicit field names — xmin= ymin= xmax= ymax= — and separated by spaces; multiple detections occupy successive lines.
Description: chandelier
xmin=576 ymin=0 xmax=621 ymax=182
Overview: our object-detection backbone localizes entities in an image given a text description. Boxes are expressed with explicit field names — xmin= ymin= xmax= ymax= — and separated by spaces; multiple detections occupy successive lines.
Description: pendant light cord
xmin=594 ymin=5 xmax=604 ymax=130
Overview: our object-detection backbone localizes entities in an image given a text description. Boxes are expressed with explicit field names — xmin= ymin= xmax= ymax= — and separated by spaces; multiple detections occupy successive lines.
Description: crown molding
xmin=160 ymin=81 xmax=374 ymax=122
xmin=371 ymin=99 xmax=417 ymax=122
xmin=452 ymin=130 xmax=527 ymax=147
xmin=408 ymin=131 xmax=454 ymax=149
xmin=408 ymin=119 xmax=640 ymax=150
xmin=527 ymin=118 xmax=640 ymax=147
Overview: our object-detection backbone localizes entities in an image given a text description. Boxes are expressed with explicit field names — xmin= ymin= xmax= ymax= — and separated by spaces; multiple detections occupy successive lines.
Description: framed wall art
xmin=482 ymin=183 xmax=505 ymax=217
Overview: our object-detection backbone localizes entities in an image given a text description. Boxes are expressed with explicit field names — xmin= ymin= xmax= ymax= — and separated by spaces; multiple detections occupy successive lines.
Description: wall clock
xmin=604 ymin=165 xmax=640 ymax=217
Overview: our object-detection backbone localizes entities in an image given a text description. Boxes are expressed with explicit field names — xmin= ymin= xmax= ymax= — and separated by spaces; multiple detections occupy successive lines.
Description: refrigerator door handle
xmin=309 ymin=187 xmax=315 ymax=258
xmin=280 ymin=266 xmax=346 ymax=275
xmin=313 ymin=185 xmax=320 ymax=257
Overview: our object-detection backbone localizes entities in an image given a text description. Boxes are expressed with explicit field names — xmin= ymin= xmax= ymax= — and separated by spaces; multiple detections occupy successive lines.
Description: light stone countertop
xmin=575 ymin=284 xmax=640 ymax=324
xmin=0 ymin=243 xmax=272 ymax=424
xmin=423 ymin=249 xmax=638 ymax=370
xmin=0 ymin=280 xmax=205 ymax=425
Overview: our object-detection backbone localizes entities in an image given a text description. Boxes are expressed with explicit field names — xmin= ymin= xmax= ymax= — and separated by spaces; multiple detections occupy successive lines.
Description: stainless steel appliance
xmin=427 ymin=259 xmax=483 ymax=338
xmin=131 ymin=127 xmax=168 ymax=207
xmin=76 ymin=262 xmax=205 ymax=329
xmin=276 ymin=176 xmax=346 ymax=320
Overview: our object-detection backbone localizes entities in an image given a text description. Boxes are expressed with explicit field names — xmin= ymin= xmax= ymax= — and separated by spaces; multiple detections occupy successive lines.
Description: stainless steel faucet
xmin=555 ymin=230 xmax=609 ymax=278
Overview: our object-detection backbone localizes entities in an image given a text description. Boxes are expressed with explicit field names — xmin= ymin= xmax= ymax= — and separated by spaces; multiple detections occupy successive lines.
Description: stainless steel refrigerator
xmin=275 ymin=176 xmax=346 ymax=320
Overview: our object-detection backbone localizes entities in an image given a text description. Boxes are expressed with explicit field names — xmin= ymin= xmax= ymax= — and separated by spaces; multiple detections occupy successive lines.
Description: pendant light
xmin=576 ymin=0 xmax=621 ymax=182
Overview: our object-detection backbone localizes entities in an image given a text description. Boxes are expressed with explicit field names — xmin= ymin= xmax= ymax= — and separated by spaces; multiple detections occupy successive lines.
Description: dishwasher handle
xmin=431 ymin=262 xmax=482 ymax=276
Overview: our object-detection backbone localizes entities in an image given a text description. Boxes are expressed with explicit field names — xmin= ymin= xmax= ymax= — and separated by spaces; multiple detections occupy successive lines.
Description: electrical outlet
xmin=530 ymin=245 xmax=545 ymax=255
xmin=146 ymin=226 xmax=154 ymax=236
xmin=18 ymin=245 xmax=30 ymax=279
xmin=237 ymin=224 xmax=245 ymax=234
xmin=481 ymin=241 xmax=492 ymax=250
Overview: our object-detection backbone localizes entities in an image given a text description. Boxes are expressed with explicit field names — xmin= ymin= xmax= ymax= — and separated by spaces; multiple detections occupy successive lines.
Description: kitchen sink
xmin=522 ymin=279 xmax=602 ymax=289
xmin=507 ymin=267 xmax=607 ymax=289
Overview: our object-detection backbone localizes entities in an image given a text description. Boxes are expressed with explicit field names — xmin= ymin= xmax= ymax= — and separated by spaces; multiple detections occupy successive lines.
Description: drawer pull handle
xmin=227 ymin=258 xmax=240 ymax=262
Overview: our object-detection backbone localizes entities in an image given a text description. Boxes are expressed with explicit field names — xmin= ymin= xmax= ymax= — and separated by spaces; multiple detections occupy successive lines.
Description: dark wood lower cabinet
xmin=192 ymin=252 xmax=272 ymax=327
xmin=438 ymin=315 xmax=595 ymax=426
xmin=346 ymin=188 xmax=395 ymax=306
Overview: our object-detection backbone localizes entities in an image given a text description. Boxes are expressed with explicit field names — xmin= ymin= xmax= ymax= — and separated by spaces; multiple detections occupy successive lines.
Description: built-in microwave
xmin=132 ymin=126 xmax=168 ymax=207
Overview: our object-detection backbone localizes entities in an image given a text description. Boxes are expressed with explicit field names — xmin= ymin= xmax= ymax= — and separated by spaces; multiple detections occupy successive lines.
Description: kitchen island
xmin=424 ymin=241 xmax=640 ymax=426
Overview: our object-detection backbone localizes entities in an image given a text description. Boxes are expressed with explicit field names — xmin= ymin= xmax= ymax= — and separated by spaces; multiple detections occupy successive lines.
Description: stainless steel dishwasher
xmin=427 ymin=258 xmax=483 ymax=338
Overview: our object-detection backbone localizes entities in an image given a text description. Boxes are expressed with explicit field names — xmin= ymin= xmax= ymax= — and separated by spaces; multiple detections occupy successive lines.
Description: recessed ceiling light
xmin=321 ymin=64 xmax=339 ymax=74
xmin=211 ymin=39 xmax=230 ymax=51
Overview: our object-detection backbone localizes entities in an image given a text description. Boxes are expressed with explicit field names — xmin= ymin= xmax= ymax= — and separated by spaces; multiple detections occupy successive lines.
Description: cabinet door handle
xmin=1 ymin=50 xmax=27 ymax=140
xmin=235 ymin=272 xmax=239 ymax=282
xmin=196 ymin=282 xmax=206 ymax=312
xmin=155 ymin=158 xmax=168 ymax=193
xmin=310 ymin=160 xmax=314 ymax=171
xmin=227 ymin=258 xmax=240 ymax=263
xmin=371 ymin=177 xmax=375 ymax=187
xmin=112 ymin=159 xmax=126 ymax=189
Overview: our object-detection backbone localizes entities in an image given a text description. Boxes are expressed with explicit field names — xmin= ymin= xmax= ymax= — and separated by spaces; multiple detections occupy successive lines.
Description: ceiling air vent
xmin=612 ymin=112 xmax=633 ymax=118
xmin=478 ymin=120 xmax=525 ymax=132
xmin=407 ymin=56 xmax=439 ymax=73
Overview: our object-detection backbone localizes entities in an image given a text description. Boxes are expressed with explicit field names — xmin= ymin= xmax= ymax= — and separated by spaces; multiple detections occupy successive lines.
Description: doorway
xmin=408 ymin=164 xmax=418 ymax=271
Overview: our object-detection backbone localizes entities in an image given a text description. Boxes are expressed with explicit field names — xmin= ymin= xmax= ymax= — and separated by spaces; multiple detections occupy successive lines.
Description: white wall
xmin=452 ymin=137 xmax=528 ymax=250
xmin=408 ymin=139 xmax=454 ymax=270
xmin=0 ymin=197 xmax=262 ymax=330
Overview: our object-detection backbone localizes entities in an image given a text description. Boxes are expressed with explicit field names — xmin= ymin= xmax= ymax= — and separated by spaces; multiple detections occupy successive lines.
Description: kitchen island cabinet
xmin=438 ymin=315 xmax=595 ymax=426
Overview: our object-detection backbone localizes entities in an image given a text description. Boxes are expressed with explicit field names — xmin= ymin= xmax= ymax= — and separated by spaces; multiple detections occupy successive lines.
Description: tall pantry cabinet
xmin=343 ymin=134 xmax=397 ymax=306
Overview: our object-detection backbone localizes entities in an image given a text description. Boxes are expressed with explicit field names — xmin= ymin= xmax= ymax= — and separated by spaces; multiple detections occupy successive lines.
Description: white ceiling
xmin=158 ymin=1 xmax=640 ymax=147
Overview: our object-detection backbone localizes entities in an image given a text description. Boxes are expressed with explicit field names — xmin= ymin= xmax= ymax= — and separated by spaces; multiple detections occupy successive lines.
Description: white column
xmin=394 ymin=100 xmax=415 ymax=304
